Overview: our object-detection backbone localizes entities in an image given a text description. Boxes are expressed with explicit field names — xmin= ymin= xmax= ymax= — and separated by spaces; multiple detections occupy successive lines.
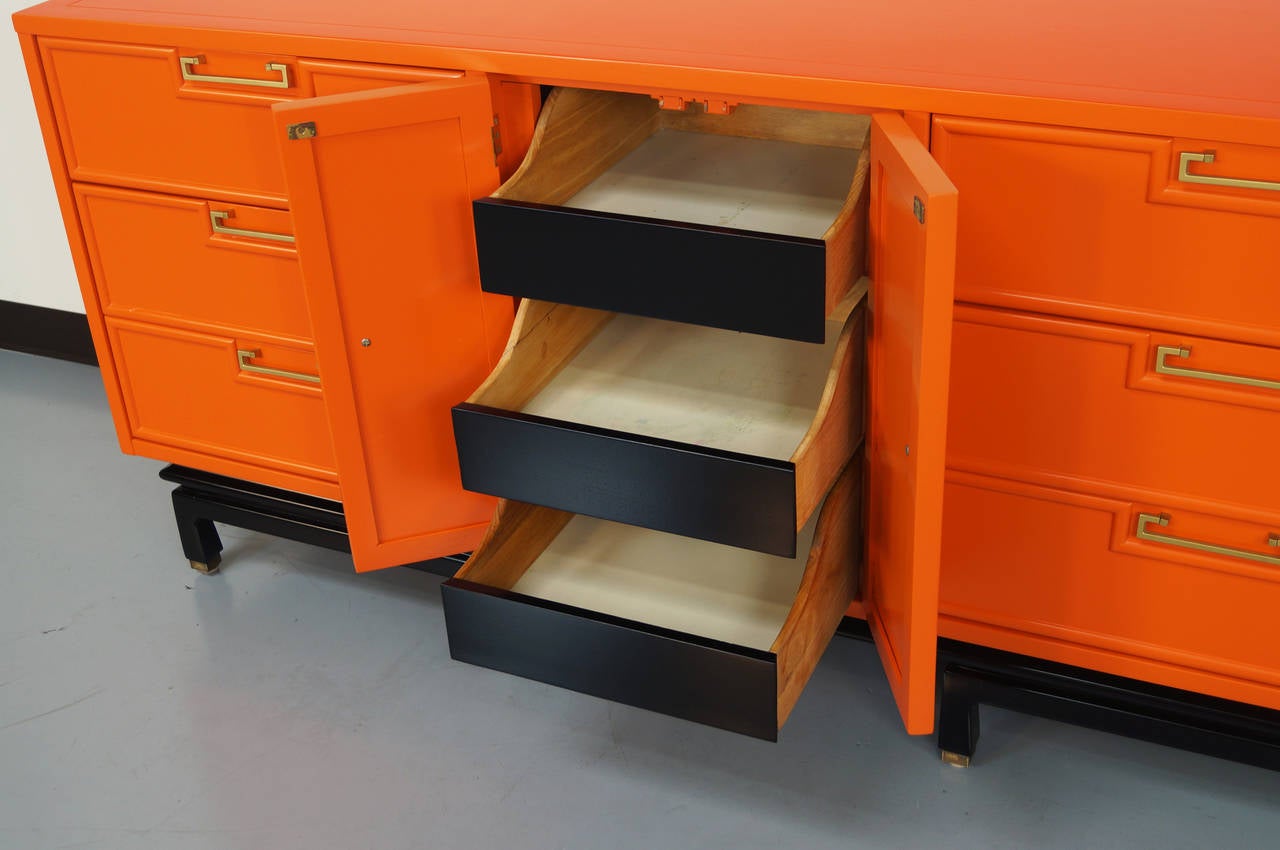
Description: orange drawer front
xmin=940 ymin=473 xmax=1280 ymax=705
xmin=933 ymin=117 xmax=1280 ymax=347
xmin=948 ymin=306 xmax=1280 ymax=513
xmin=76 ymin=184 xmax=310 ymax=340
xmin=106 ymin=318 xmax=337 ymax=480
xmin=40 ymin=38 xmax=461 ymax=205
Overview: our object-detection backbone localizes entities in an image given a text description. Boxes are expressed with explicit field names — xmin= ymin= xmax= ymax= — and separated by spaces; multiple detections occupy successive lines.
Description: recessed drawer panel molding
xmin=932 ymin=117 xmax=1280 ymax=346
xmin=453 ymin=288 xmax=866 ymax=556
xmin=939 ymin=472 xmax=1280 ymax=695
xmin=442 ymin=457 xmax=861 ymax=740
xmin=106 ymin=318 xmax=336 ymax=479
xmin=947 ymin=306 xmax=1280 ymax=512
xmin=40 ymin=38 xmax=460 ymax=204
xmin=76 ymin=184 xmax=311 ymax=340
xmin=473 ymin=88 xmax=870 ymax=342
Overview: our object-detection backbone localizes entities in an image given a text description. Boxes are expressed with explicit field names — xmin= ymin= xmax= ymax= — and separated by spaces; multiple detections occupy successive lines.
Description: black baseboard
xmin=0 ymin=299 xmax=96 ymax=365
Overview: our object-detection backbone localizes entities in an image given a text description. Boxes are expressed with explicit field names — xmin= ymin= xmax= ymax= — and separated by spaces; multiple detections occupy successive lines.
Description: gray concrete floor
xmin=2 ymin=348 xmax=1278 ymax=850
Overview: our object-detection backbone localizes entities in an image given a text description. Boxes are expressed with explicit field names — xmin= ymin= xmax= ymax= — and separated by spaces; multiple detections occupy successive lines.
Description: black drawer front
xmin=441 ymin=578 xmax=780 ymax=740
xmin=472 ymin=198 xmax=828 ymax=343
xmin=452 ymin=403 xmax=799 ymax=556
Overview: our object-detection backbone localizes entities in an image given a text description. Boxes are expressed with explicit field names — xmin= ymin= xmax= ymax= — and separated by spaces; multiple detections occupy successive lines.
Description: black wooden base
xmin=156 ymin=465 xmax=1280 ymax=771
xmin=933 ymin=639 xmax=1280 ymax=772
xmin=157 ymin=465 xmax=464 ymax=578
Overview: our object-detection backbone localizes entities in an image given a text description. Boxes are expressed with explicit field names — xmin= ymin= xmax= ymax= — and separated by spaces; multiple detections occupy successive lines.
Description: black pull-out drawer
xmin=473 ymin=88 xmax=869 ymax=343
xmin=441 ymin=457 xmax=861 ymax=740
xmin=452 ymin=289 xmax=866 ymax=557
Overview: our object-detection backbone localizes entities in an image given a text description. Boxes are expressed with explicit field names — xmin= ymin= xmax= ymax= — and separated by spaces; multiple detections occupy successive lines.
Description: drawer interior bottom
xmin=512 ymin=509 xmax=820 ymax=650
xmin=520 ymin=310 xmax=844 ymax=459
xmin=565 ymin=130 xmax=860 ymax=238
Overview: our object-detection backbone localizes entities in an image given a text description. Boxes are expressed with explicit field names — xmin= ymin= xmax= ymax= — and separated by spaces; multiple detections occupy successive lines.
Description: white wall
xmin=2 ymin=4 xmax=82 ymax=312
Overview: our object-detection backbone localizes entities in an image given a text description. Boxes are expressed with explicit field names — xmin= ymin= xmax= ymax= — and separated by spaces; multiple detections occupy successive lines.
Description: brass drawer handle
xmin=237 ymin=349 xmax=320 ymax=384
xmin=1178 ymin=151 xmax=1280 ymax=193
xmin=210 ymin=210 xmax=295 ymax=244
xmin=180 ymin=55 xmax=291 ymax=89
xmin=1155 ymin=345 xmax=1280 ymax=392
xmin=1137 ymin=513 xmax=1280 ymax=567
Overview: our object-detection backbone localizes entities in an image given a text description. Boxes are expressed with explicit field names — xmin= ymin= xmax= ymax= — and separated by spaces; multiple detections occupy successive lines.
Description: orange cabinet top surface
xmin=14 ymin=0 xmax=1280 ymax=125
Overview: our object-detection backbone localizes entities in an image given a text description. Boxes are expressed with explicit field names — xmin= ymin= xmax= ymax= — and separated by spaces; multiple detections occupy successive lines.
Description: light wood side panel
xmin=791 ymin=281 xmax=868 ymax=528
xmin=455 ymin=499 xmax=575 ymax=590
xmin=468 ymin=299 xmax=615 ymax=410
xmin=823 ymin=146 xmax=871 ymax=312
xmin=492 ymin=88 xmax=660 ymax=204
xmin=661 ymin=102 xmax=870 ymax=148
xmin=773 ymin=456 xmax=863 ymax=726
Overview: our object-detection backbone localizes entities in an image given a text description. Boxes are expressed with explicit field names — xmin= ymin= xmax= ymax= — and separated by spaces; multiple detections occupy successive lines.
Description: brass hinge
xmin=491 ymin=115 xmax=503 ymax=162
xmin=912 ymin=196 xmax=926 ymax=224
xmin=287 ymin=121 xmax=317 ymax=140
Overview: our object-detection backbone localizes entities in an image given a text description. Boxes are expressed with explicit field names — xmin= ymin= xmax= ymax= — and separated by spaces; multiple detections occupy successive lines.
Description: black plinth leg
xmin=929 ymin=639 xmax=1280 ymax=772
xmin=171 ymin=486 xmax=224 ymax=573
xmin=938 ymin=665 xmax=982 ymax=767
xmin=156 ymin=464 xmax=470 ymax=576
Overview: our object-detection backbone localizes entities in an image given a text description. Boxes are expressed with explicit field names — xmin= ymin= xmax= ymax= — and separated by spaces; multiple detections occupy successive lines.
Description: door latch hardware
xmin=912 ymin=196 xmax=926 ymax=224
xmin=491 ymin=115 xmax=503 ymax=159
xmin=287 ymin=122 xmax=317 ymax=140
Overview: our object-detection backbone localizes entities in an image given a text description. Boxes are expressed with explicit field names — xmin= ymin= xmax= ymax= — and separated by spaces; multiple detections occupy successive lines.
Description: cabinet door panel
xmin=865 ymin=113 xmax=958 ymax=734
xmin=274 ymin=77 xmax=513 ymax=571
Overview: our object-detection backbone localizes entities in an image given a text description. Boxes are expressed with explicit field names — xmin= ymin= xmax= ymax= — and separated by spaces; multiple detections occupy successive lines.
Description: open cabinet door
xmin=273 ymin=76 xmax=513 ymax=571
xmin=866 ymin=113 xmax=958 ymax=734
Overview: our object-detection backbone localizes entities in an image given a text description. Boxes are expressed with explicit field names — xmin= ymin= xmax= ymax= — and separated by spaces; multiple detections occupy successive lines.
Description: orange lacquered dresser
xmin=12 ymin=0 xmax=1280 ymax=755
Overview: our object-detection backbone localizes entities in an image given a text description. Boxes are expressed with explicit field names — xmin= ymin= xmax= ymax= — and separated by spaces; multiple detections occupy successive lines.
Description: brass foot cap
xmin=189 ymin=556 xmax=221 ymax=575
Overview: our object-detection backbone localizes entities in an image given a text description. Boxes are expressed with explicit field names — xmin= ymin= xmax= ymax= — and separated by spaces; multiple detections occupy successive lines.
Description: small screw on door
xmin=905 ymin=445 xmax=911 ymax=456
xmin=360 ymin=338 xmax=372 ymax=348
